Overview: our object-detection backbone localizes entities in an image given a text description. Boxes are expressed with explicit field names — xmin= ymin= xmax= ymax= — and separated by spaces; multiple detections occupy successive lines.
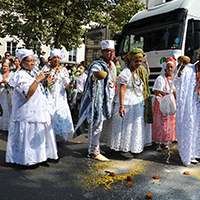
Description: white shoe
xmin=93 ymin=154 xmax=109 ymax=162
xmin=191 ymin=158 xmax=198 ymax=164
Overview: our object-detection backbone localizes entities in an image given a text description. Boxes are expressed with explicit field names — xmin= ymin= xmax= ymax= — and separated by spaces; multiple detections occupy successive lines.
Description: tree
xmin=0 ymin=0 xmax=145 ymax=53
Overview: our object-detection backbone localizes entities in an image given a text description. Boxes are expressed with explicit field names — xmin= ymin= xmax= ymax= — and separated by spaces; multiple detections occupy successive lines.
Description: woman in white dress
xmin=107 ymin=48 xmax=153 ymax=156
xmin=43 ymin=49 xmax=74 ymax=142
xmin=0 ymin=59 xmax=13 ymax=131
xmin=6 ymin=49 xmax=58 ymax=166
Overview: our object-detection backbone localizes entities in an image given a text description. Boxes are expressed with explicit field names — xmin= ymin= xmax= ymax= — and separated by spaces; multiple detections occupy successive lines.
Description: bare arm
xmin=143 ymin=57 xmax=150 ymax=76
xmin=119 ymin=84 xmax=127 ymax=118
xmin=154 ymin=90 xmax=165 ymax=98
xmin=26 ymin=71 xmax=47 ymax=98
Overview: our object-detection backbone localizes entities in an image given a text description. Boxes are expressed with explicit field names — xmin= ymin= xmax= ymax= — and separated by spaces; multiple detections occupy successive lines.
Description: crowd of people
xmin=0 ymin=39 xmax=200 ymax=167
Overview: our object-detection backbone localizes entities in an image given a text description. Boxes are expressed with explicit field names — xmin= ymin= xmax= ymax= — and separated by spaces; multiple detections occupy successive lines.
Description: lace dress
xmin=6 ymin=70 xmax=58 ymax=165
xmin=43 ymin=66 xmax=74 ymax=141
xmin=0 ymin=72 xmax=13 ymax=131
xmin=105 ymin=67 xmax=152 ymax=153
xmin=152 ymin=74 xmax=177 ymax=144
xmin=175 ymin=64 xmax=200 ymax=165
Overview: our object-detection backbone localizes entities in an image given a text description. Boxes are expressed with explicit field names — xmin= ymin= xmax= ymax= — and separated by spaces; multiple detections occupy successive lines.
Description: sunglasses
xmin=5 ymin=54 xmax=10 ymax=57
xmin=103 ymin=50 xmax=115 ymax=54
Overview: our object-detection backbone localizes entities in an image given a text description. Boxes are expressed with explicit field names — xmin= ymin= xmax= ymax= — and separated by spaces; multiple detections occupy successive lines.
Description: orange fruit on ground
xmin=126 ymin=181 xmax=133 ymax=187
xmin=183 ymin=171 xmax=190 ymax=175
xmin=109 ymin=172 xmax=115 ymax=177
xmin=153 ymin=175 xmax=159 ymax=179
xmin=127 ymin=175 xmax=133 ymax=181
xmin=146 ymin=193 xmax=153 ymax=199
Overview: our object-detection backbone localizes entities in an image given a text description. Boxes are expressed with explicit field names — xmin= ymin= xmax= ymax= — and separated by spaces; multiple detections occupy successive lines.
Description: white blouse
xmin=153 ymin=73 xmax=175 ymax=94
xmin=9 ymin=69 xmax=51 ymax=123
xmin=119 ymin=67 xmax=144 ymax=106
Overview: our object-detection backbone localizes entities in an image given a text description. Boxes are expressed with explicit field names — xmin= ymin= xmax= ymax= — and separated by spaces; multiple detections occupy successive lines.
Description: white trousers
xmin=88 ymin=121 xmax=103 ymax=155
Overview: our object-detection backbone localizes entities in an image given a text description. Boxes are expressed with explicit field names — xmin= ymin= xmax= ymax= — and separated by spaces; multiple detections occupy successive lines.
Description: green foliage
xmin=0 ymin=0 xmax=145 ymax=53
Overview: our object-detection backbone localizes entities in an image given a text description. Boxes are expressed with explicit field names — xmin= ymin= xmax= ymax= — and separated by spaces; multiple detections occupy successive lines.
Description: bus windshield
xmin=120 ymin=23 xmax=183 ymax=54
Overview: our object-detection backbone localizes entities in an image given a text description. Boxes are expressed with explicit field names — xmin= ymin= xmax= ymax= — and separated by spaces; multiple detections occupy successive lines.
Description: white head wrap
xmin=101 ymin=40 xmax=115 ymax=50
xmin=160 ymin=57 xmax=178 ymax=69
xmin=50 ymin=48 xmax=65 ymax=60
xmin=15 ymin=49 xmax=34 ymax=62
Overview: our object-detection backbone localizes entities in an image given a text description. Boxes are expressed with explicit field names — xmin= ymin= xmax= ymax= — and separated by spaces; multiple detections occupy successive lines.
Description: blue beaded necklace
xmin=21 ymin=67 xmax=48 ymax=98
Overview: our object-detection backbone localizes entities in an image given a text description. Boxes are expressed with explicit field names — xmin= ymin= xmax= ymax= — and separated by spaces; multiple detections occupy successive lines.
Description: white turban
xmin=50 ymin=48 xmax=65 ymax=60
xmin=101 ymin=40 xmax=115 ymax=50
xmin=15 ymin=49 xmax=34 ymax=62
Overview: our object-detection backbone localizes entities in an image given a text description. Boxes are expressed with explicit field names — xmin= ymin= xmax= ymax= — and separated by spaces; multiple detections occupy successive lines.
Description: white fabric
xmin=108 ymin=61 xmax=116 ymax=100
xmin=153 ymin=74 xmax=174 ymax=93
xmin=88 ymin=121 xmax=103 ymax=154
xmin=43 ymin=66 xmax=74 ymax=141
xmin=0 ymin=72 xmax=13 ymax=130
xmin=100 ymin=62 xmax=116 ymax=142
xmin=101 ymin=40 xmax=115 ymax=50
xmin=9 ymin=70 xmax=51 ymax=123
xmin=50 ymin=49 xmax=65 ymax=60
xmin=161 ymin=61 xmax=177 ymax=69
xmin=105 ymin=103 xmax=152 ymax=153
xmin=6 ymin=121 xmax=58 ymax=165
xmin=118 ymin=67 xmax=144 ymax=105
xmin=175 ymin=63 xmax=200 ymax=165
xmin=15 ymin=49 xmax=34 ymax=62
xmin=76 ymin=73 xmax=87 ymax=94
xmin=6 ymin=69 xmax=58 ymax=165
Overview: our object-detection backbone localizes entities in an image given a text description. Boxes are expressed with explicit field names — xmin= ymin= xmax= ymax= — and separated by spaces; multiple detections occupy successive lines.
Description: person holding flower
xmin=152 ymin=57 xmax=177 ymax=151
xmin=106 ymin=48 xmax=153 ymax=158
xmin=6 ymin=49 xmax=58 ymax=166
xmin=42 ymin=49 xmax=74 ymax=142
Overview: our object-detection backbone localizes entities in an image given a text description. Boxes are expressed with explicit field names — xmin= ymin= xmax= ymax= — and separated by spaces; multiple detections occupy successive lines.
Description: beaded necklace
xmin=47 ymin=65 xmax=60 ymax=93
xmin=132 ymin=69 xmax=144 ymax=105
xmin=21 ymin=67 xmax=48 ymax=98
xmin=108 ymin=64 xmax=116 ymax=88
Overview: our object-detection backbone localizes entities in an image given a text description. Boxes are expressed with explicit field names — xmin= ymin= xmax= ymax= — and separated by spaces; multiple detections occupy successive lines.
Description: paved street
xmin=1 ymin=130 xmax=200 ymax=200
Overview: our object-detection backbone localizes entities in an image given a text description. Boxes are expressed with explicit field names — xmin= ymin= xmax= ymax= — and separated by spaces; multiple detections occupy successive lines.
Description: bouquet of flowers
xmin=68 ymin=66 xmax=81 ymax=83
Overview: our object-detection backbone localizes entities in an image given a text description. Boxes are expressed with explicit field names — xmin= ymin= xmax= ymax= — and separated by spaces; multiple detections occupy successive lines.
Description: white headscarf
xmin=160 ymin=57 xmax=178 ymax=69
xmin=15 ymin=49 xmax=34 ymax=62
xmin=50 ymin=48 xmax=65 ymax=60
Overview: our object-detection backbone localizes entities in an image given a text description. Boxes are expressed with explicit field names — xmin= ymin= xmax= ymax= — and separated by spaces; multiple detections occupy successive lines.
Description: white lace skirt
xmin=6 ymin=121 xmax=58 ymax=165
xmin=53 ymin=103 xmax=74 ymax=142
xmin=106 ymin=103 xmax=152 ymax=153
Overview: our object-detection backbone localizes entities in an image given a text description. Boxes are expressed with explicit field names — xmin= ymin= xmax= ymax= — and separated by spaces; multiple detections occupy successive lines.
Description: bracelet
xmin=35 ymin=79 xmax=40 ymax=84
xmin=120 ymin=104 xmax=124 ymax=107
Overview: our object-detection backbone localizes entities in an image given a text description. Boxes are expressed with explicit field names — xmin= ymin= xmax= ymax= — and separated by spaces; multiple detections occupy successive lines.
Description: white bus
xmin=114 ymin=0 xmax=200 ymax=92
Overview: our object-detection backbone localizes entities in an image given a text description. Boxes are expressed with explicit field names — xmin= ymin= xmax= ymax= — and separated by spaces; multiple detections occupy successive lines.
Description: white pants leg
xmin=88 ymin=121 xmax=103 ymax=155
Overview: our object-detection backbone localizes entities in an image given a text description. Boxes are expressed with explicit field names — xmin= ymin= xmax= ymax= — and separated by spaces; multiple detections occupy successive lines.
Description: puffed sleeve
xmin=9 ymin=71 xmax=33 ymax=98
xmin=119 ymin=67 xmax=132 ymax=85
xmin=153 ymin=75 xmax=165 ymax=92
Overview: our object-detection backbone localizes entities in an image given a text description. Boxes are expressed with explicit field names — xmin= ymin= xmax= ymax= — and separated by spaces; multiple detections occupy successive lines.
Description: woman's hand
xmin=154 ymin=90 xmax=164 ymax=98
xmin=119 ymin=106 xmax=125 ymax=118
xmin=36 ymin=71 xmax=48 ymax=82
xmin=0 ymin=79 xmax=8 ymax=84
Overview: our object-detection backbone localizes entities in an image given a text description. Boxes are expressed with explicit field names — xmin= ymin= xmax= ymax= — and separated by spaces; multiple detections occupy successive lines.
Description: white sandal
xmin=93 ymin=154 xmax=109 ymax=162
